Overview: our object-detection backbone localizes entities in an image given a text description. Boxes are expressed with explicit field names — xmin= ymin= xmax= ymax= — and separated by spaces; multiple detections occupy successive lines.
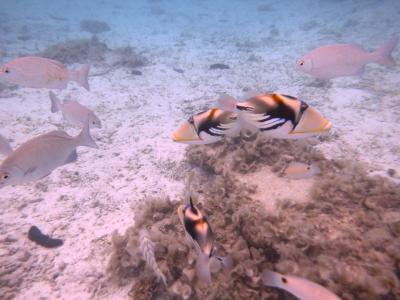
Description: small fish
xmin=0 ymin=56 xmax=90 ymax=90
xmin=262 ymin=270 xmax=341 ymax=300
xmin=172 ymin=108 xmax=240 ymax=144
xmin=177 ymin=197 xmax=232 ymax=283
xmin=297 ymin=36 xmax=398 ymax=79
xmin=218 ymin=92 xmax=332 ymax=139
xmin=0 ymin=119 xmax=98 ymax=189
xmin=282 ymin=162 xmax=320 ymax=180
xmin=0 ymin=134 xmax=12 ymax=156
xmin=28 ymin=226 xmax=63 ymax=248
xmin=49 ymin=92 xmax=101 ymax=128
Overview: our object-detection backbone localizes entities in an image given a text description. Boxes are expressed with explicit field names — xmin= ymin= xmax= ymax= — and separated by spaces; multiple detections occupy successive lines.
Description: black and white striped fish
xmin=177 ymin=197 xmax=232 ymax=283
xmin=172 ymin=108 xmax=240 ymax=144
xmin=218 ymin=92 xmax=332 ymax=139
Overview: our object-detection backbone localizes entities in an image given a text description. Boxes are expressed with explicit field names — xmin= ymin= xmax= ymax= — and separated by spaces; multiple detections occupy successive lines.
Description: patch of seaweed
xmin=185 ymin=133 xmax=326 ymax=176
xmin=108 ymin=135 xmax=400 ymax=300
xmin=38 ymin=39 xmax=149 ymax=70
xmin=39 ymin=37 xmax=109 ymax=64
xmin=111 ymin=46 xmax=149 ymax=70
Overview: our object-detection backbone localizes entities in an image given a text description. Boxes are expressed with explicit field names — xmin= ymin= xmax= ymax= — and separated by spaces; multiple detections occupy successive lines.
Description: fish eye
xmin=299 ymin=60 xmax=304 ymax=66
xmin=281 ymin=277 xmax=288 ymax=284
xmin=4 ymin=68 xmax=10 ymax=74
xmin=2 ymin=174 xmax=9 ymax=179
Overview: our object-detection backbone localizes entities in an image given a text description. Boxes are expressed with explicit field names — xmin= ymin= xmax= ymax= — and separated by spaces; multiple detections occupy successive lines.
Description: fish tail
xmin=217 ymin=94 xmax=238 ymax=112
xmin=372 ymin=36 xmax=399 ymax=66
xmin=76 ymin=116 xmax=98 ymax=149
xmin=196 ymin=252 xmax=212 ymax=283
xmin=69 ymin=64 xmax=90 ymax=91
xmin=49 ymin=91 xmax=61 ymax=113
xmin=0 ymin=134 xmax=12 ymax=156
xmin=262 ymin=270 xmax=282 ymax=288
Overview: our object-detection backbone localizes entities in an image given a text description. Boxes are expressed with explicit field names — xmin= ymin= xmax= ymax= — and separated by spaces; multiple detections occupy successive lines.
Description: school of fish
xmin=0 ymin=33 xmax=398 ymax=299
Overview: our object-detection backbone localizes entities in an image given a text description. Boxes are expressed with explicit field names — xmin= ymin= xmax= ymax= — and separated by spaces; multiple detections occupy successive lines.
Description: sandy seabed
xmin=0 ymin=0 xmax=399 ymax=299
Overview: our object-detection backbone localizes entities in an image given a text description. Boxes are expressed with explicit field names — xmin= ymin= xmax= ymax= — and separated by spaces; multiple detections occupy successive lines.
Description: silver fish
xmin=50 ymin=92 xmax=102 ymax=128
xmin=177 ymin=197 xmax=232 ymax=283
xmin=262 ymin=270 xmax=341 ymax=300
xmin=0 ymin=134 xmax=12 ymax=156
xmin=218 ymin=93 xmax=332 ymax=139
xmin=172 ymin=108 xmax=240 ymax=145
xmin=0 ymin=56 xmax=90 ymax=90
xmin=0 ymin=120 xmax=98 ymax=189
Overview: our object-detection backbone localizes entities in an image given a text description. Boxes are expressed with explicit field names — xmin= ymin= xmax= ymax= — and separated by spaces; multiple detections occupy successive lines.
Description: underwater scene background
xmin=0 ymin=0 xmax=399 ymax=299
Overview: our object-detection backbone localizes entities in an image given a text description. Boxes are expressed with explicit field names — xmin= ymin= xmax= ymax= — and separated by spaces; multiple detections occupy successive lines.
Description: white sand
xmin=0 ymin=0 xmax=399 ymax=299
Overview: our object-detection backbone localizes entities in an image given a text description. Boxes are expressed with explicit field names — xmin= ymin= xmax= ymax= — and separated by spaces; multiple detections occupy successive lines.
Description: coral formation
xmin=80 ymin=19 xmax=111 ymax=35
xmin=108 ymin=134 xmax=400 ymax=299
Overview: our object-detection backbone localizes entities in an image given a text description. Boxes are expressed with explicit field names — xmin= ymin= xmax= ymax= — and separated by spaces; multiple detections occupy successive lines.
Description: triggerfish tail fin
xmin=217 ymin=94 xmax=238 ymax=112
xmin=69 ymin=64 xmax=90 ymax=91
xmin=372 ymin=36 xmax=399 ymax=66
xmin=76 ymin=116 xmax=98 ymax=149
xmin=196 ymin=252 xmax=212 ymax=283
xmin=49 ymin=91 xmax=61 ymax=113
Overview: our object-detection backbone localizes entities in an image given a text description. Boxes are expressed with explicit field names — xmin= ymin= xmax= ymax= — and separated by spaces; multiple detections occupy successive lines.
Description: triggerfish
xmin=0 ymin=56 xmax=90 ymax=90
xmin=49 ymin=92 xmax=102 ymax=128
xmin=0 ymin=118 xmax=98 ymax=189
xmin=296 ymin=36 xmax=398 ymax=79
xmin=262 ymin=270 xmax=341 ymax=300
xmin=177 ymin=197 xmax=233 ymax=283
xmin=172 ymin=108 xmax=240 ymax=144
xmin=217 ymin=92 xmax=332 ymax=139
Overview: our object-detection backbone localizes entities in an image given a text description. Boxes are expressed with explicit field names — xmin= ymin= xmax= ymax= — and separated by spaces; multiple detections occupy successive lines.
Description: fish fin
xmin=240 ymin=90 xmax=263 ymax=101
xmin=76 ymin=117 xmax=98 ymax=149
xmin=372 ymin=36 xmax=399 ymax=66
xmin=69 ymin=64 xmax=90 ymax=91
xmin=196 ymin=252 xmax=212 ymax=283
xmin=64 ymin=150 xmax=78 ymax=164
xmin=262 ymin=270 xmax=283 ymax=288
xmin=24 ymin=166 xmax=37 ymax=176
xmin=0 ymin=135 xmax=13 ymax=156
xmin=49 ymin=91 xmax=61 ymax=113
xmin=215 ymin=255 xmax=234 ymax=271
xmin=217 ymin=94 xmax=238 ymax=112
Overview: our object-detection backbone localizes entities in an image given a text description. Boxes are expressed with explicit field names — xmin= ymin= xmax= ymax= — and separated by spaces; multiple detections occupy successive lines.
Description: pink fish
xmin=297 ymin=36 xmax=398 ymax=79
xmin=0 ymin=56 xmax=90 ymax=90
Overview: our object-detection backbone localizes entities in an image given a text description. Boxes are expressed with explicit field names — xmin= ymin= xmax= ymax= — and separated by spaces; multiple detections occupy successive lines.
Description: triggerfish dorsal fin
xmin=216 ymin=94 xmax=237 ymax=112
